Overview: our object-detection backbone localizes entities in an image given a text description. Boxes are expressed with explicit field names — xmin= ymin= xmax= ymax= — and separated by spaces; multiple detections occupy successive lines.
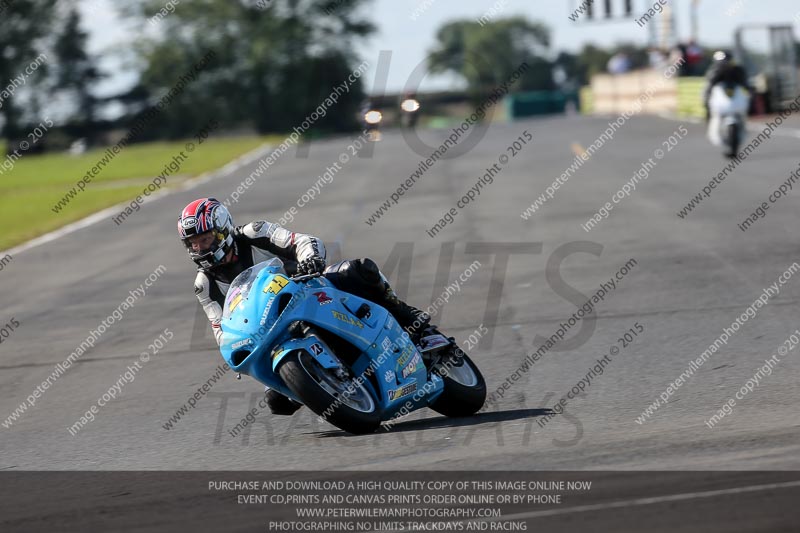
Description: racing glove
xmin=298 ymin=256 xmax=326 ymax=275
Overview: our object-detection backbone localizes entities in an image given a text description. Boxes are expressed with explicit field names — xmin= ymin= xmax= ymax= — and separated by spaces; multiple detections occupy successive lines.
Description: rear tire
xmin=278 ymin=351 xmax=381 ymax=434
xmin=429 ymin=351 xmax=486 ymax=417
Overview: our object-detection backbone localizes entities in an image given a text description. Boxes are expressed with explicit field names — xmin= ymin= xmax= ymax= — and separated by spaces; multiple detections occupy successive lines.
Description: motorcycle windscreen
xmin=222 ymin=258 xmax=285 ymax=319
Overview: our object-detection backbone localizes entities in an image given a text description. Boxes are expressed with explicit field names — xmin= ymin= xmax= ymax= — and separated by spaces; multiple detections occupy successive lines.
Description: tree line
xmin=2 ymin=1 xmax=742 ymax=155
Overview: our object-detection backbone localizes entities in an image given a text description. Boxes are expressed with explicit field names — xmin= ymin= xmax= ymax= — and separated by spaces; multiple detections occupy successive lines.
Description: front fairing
xmin=219 ymin=259 xmax=295 ymax=385
xmin=709 ymin=84 xmax=750 ymax=116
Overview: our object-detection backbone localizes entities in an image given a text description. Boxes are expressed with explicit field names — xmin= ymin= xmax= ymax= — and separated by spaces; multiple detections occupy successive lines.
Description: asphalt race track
xmin=1 ymin=115 xmax=799 ymax=530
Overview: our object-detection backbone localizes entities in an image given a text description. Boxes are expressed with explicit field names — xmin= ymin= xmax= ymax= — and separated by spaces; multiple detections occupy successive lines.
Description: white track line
xmin=2 ymin=142 xmax=275 ymax=257
xmin=484 ymin=479 xmax=800 ymax=522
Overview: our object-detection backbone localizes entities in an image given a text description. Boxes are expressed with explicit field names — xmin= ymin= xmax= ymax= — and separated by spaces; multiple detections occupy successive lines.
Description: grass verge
xmin=0 ymin=136 xmax=275 ymax=250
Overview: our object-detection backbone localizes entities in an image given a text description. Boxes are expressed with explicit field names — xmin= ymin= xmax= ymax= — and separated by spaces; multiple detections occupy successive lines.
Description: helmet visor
xmin=183 ymin=231 xmax=218 ymax=255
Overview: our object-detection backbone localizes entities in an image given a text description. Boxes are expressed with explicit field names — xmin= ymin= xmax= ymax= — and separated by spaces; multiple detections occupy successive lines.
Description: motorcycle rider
xmin=178 ymin=197 xmax=430 ymax=415
xmin=703 ymin=50 xmax=752 ymax=121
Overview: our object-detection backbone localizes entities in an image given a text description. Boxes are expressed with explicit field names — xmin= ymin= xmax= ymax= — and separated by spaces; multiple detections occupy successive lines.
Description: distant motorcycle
xmin=707 ymin=81 xmax=750 ymax=158
xmin=361 ymin=108 xmax=383 ymax=142
xmin=400 ymin=97 xmax=421 ymax=128
xmin=219 ymin=258 xmax=486 ymax=434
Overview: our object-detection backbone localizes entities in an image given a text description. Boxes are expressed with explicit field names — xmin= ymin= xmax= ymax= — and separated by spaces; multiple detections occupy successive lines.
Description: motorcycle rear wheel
xmin=429 ymin=350 xmax=486 ymax=417
xmin=278 ymin=351 xmax=381 ymax=434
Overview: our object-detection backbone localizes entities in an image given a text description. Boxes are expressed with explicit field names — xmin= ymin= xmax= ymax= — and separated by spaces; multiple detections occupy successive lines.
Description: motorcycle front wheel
xmin=278 ymin=351 xmax=381 ymax=434
xmin=725 ymin=123 xmax=740 ymax=158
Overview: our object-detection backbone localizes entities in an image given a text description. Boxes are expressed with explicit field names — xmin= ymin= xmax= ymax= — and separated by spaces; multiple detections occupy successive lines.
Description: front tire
xmin=725 ymin=123 xmax=740 ymax=158
xmin=429 ymin=350 xmax=486 ymax=417
xmin=278 ymin=351 xmax=381 ymax=434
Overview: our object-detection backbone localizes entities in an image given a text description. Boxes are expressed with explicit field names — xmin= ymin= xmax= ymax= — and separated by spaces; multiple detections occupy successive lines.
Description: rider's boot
xmin=264 ymin=388 xmax=303 ymax=416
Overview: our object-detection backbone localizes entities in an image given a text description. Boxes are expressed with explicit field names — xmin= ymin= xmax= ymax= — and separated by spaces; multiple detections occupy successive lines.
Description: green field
xmin=0 ymin=136 xmax=275 ymax=250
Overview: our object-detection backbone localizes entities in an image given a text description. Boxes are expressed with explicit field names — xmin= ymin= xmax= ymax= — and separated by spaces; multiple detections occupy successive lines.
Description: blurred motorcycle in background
xmin=400 ymin=93 xmax=421 ymax=128
xmin=707 ymin=81 xmax=751 ymax=158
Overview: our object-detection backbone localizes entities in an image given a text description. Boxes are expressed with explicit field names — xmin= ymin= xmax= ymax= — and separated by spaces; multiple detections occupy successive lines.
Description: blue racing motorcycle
xmin=219 ymin=259 xmax=486 ymax=434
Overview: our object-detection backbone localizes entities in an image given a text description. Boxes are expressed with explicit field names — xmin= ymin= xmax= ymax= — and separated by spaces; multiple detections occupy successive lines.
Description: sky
xmin=81 ymin=0 xmax=800 ymax=96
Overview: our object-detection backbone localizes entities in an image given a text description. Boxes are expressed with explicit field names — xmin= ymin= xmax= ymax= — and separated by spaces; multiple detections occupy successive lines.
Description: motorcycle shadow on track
xmin=310 ymin=408 xmax=554 ymax=439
